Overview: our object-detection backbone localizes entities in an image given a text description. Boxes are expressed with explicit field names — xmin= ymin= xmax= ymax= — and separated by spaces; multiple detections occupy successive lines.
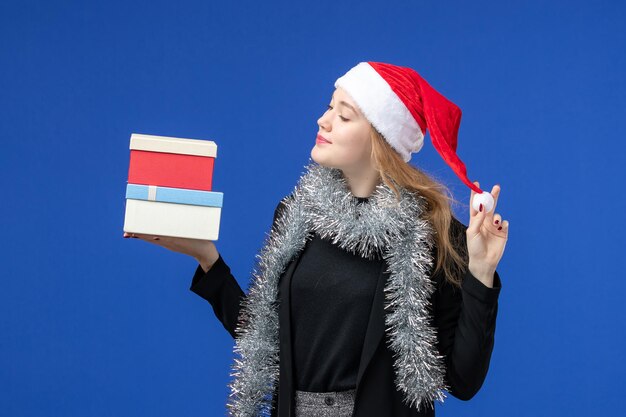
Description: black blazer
xmin=190 ymin=199 xmax=502 ymax=416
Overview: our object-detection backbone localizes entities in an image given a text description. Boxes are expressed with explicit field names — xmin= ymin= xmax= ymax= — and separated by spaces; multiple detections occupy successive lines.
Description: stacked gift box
xmin=123 ymin=133 xmax=223 ymax=240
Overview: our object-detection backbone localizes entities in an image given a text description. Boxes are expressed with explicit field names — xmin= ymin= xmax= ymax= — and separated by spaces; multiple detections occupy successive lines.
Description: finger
xmin=146 ymin=235 xmax=175 ymax=245
xmin=468 ymin=199 xmax=489 ymax=235
xmin=488 ymin=184 xmax=501 ymax=216
xmin=492 ymin=213 xmax=502 ymax=228
xmin=143 ymin=235 xmax=164 ymax=243
xmin=130 ymin=232 xmax=158 ymax=241
xmin=468 ymin=210 xmax=487 ymax=236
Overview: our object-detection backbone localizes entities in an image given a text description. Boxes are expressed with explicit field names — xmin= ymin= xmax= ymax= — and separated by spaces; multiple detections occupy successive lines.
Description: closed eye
xmin=326 ymin=105 xmax=349 ymax=121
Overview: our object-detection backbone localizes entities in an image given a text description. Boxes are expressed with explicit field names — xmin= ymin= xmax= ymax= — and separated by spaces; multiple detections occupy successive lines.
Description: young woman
xmin=125 ymin=61 xmax=508 ymax=417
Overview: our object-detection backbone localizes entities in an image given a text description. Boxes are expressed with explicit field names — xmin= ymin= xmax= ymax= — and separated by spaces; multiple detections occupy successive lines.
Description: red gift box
xmin=128 ymin=133 xmax=217 ymax=191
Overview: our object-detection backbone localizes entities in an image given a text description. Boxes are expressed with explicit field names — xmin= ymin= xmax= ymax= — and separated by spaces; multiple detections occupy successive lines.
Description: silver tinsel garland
xmin=227 ymin=162 xmax=447 ymax=416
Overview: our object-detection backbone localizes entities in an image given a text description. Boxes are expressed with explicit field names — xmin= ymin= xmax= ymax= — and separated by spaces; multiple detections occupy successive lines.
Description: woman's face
xmin=312 ymin=87 xmax=374 ymax=172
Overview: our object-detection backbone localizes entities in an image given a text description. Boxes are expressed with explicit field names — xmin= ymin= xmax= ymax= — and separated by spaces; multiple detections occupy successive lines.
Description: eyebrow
xmin=338 ymin=101 xmax=358 ymax=115
xmin=331 ymin=95 xmax=359 ymax=116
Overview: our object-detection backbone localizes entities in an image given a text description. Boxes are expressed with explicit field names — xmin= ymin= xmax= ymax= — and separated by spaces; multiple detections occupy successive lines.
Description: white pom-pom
xmin=472 ymin=191 xmax=495 ymax=213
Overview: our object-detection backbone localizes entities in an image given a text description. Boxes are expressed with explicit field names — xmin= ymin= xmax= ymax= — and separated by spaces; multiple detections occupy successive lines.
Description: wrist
xmin=468 ymin=262 xmax=496 ymax=288
xmin=197 ymin=257 xmax=215 ymax=273
xmin=196 ymin=252 xmax=219 ymax=273
xmin=194 ymin=242 xmax=219 ymax=273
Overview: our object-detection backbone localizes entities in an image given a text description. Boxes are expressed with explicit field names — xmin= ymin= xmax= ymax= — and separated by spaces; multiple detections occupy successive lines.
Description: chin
xmin=310 ymin=147 xmax=324 ymax=164
xmin=311 ymin=148 xmax=333 ymax=168
xmin=311 ymin=146 xmax=354 ymax=170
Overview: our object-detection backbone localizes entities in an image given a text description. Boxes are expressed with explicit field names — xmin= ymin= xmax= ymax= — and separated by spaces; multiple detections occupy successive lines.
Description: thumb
xmin=468 ymin=200 xmax=488 ymax=236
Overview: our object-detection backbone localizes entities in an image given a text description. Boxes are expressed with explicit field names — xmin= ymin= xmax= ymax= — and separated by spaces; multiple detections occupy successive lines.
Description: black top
xmin=290 ymin=197 xmax=383 ymax=391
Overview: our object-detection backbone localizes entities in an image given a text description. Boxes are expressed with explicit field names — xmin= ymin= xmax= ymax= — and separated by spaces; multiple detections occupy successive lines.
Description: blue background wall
xmin=1 ymin=1 xmax=624 ymax=415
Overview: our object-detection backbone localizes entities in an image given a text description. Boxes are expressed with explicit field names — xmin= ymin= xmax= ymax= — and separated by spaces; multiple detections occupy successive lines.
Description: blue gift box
xmin=125 ymin=184 xmax=223 ymax=207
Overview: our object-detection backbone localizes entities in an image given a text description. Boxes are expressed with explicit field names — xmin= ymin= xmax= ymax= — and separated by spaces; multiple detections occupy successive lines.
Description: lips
xmin=316 ymin=134 xmax=331 ymax=144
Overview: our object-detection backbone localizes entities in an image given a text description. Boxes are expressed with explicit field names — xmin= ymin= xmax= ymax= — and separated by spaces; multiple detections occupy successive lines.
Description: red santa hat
xmin=334 ymin=61 xmax=494 ymax=212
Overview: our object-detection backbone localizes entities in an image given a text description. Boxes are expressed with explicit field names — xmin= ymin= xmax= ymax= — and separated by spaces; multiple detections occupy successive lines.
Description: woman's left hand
xmin=466 ymin=181 xmax=509 ymax=287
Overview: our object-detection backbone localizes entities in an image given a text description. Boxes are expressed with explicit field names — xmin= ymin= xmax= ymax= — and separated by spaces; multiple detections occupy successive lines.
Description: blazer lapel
xmin=355 ymin=263 xmax=390 ymax=386
xmin=277 ymin=254 xmax=302 ymax=417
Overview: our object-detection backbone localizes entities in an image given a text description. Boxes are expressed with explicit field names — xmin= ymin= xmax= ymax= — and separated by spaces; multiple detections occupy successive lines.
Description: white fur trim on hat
xmin=334 ymin=62 xmax=424 ymax=162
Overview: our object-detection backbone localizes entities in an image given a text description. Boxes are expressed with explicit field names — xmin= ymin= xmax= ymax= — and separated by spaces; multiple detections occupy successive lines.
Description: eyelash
xmin=326 ymin=105 xmax=349 ymax=121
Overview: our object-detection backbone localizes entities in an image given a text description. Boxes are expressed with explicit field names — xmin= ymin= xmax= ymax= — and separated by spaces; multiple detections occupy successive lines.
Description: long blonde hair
xmin=369 ymin=126 xmax=468 ymax=286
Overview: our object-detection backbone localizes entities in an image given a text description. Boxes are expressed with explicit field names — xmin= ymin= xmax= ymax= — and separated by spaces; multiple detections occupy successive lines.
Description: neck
xmin=340 ymin=165 xmax=381 ymax=198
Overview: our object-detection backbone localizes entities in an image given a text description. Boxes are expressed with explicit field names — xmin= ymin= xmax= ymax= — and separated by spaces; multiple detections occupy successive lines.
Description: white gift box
xmin=123 ymin=184 xmax=223 ymax=240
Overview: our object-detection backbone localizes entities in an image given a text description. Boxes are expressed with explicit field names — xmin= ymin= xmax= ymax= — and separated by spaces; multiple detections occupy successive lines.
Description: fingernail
xmin=479 ymin=203 xmax=483 ymax=212
xmin=495 ymin=220 xmax=499 ymax=224
xmin=498 ymin=226 xmax=502 ymax=230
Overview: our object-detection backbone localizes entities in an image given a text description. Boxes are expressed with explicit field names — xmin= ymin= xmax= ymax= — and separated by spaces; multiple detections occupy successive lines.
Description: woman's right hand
xmin=123 ymin=232 xmax=219 ymax=272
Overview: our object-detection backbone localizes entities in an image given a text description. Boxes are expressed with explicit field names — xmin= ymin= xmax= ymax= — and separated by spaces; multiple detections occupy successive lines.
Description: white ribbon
xmin=148 ymin=185 xmax=157 ymax=201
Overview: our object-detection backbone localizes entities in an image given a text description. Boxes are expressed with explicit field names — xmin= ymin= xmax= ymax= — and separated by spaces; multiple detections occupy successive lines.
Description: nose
xmin=317 ymin=111 xmax=331 ymax=132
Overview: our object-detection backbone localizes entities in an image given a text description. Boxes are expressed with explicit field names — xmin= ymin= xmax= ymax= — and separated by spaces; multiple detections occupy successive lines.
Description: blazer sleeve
xmin=431 ymin=216 xmax=502 ymax=401
xmin=189 ymin=196 xmax=289 ymax=338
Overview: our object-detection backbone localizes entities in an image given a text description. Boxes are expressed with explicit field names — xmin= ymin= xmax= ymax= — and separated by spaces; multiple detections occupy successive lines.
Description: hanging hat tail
xmin=413 ymin=71 xmax=494 ymax=212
